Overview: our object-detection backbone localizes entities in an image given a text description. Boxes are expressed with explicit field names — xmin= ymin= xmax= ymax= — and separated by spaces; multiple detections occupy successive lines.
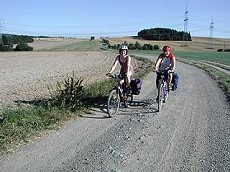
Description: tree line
xmin=137 ymin=27 xmax=192 ymax=41
xmin=0 ymin=34 xmax=34 ymax=51
xmin=1 ymin=34 xmax=34 ymax=45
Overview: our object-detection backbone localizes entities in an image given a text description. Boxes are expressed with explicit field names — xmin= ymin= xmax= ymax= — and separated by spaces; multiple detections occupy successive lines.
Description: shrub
xmin=49 ymin=72 xmax=85 ymax=111
xmin=149 ymin=44 xmax=154 ymax=50
xmin=154 ymin=44 xmax=160 ymax=50
xmin=14 ymin=42 xmax=33 ymax=51
xmin=90 ymin=36 xmax=95 ymax=41
xmin=0 ymin=45 xmax=13 ymax=51
xmin=102 ymin=39 xmax=109 ymax=44
xmin=142 ymin=44 xmax=154 ymax=50
xmin=128 ymin=43 xmax=135 ymax=50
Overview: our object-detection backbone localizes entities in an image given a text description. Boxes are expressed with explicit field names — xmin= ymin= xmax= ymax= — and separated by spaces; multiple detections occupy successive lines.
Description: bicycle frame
xmin=111 ymin=74 xmax=124 ymax=98
xmin=107 ymin=73 xmax=133 ymax=117
xmin=156 ymin=71 xmax=169 ymax=112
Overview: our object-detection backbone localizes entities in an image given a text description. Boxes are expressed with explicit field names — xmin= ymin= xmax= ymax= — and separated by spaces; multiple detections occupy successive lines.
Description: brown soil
xmin=0 ymin=51 xmax=117 ymax=110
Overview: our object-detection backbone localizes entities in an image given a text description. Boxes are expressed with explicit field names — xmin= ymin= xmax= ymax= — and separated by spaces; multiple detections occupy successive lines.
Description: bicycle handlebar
xmin=106 ymin=73 xmax=120 ymax=79
xmin=106 ymin=69 xmax=139 ymax=79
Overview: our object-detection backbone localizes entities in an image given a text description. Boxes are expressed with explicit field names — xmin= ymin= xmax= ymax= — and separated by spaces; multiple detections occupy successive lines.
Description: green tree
xmin=154 ymin=45 xmax=160 ymax=50
xmin=137 ymin=27 xmax=192 ymax=41
xmin=14 ymin=42 xmax=33 ymax=51
xmin=128 ymin=43 xmax=135 ymax=50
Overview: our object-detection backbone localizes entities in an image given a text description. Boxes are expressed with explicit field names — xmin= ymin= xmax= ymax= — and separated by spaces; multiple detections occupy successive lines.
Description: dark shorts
xmin=120 ymin=71 xmax=127 ymax=79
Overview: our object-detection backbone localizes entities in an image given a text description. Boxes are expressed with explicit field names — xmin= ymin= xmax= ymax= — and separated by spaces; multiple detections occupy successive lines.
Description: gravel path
xmin=0 ymin=52 xmax=229 ymax=172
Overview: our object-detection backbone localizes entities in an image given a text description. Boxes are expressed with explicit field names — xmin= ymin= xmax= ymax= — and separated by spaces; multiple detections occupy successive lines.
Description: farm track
xmin=0 ymin=39 xmax=229 ymax=171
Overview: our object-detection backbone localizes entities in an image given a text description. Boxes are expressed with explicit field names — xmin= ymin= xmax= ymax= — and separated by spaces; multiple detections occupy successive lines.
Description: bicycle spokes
xmin=107 ymin=90 xmax=120 ymax=117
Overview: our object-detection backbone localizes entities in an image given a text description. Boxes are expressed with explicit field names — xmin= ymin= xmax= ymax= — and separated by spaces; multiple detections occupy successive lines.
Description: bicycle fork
xmin=118 ymin=86 xmax=129 ymax=107
xmin=162 ymin=81 xmax=169 ymax=102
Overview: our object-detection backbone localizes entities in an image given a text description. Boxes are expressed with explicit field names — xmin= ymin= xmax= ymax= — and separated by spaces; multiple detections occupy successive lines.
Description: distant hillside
xmin=107 ymin=36 xmax=230 ymax=52
xmin=29 ymin=36 xmax=230 ymax=52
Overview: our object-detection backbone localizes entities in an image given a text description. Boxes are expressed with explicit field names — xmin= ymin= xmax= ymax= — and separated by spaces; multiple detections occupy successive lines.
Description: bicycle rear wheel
xmin=107 ymin=89 xmax=120 ymax=117
xmin=157 ymin=83 xmax=163 ymax=112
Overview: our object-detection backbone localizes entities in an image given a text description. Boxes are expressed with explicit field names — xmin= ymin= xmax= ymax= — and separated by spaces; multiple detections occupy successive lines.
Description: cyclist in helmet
xmin=154 ymin=45 xmax=176 ymax=90
xmin=106 ymin=44 xmax=134 ymax=87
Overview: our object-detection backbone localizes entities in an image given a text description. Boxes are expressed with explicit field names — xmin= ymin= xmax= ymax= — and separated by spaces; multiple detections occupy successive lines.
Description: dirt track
xmin=0 ymin=44 xmax=229 ymax=171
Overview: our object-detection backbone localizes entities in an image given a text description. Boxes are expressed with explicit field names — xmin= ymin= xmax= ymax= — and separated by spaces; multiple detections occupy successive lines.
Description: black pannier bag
xmin=130 ymin=78 xmax=142 ymax=95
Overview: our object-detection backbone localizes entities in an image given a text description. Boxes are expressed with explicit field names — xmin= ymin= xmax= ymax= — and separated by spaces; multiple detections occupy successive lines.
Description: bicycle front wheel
xmin=157 ymin=83 xmax=163 ymax=112
xmin=107 ymin=89 xmax=120 ymax=117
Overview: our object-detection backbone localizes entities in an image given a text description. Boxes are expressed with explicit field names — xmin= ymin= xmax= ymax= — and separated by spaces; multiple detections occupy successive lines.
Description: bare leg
xmin=167 ymin=73 xmax=173 ymax=90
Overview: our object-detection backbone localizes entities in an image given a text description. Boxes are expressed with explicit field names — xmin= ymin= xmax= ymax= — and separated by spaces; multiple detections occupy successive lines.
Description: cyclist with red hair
xmin=154 ymin=45 xmax=176 ymax=90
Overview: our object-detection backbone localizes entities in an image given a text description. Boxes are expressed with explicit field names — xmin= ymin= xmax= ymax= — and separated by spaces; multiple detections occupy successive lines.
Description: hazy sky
xmin=1 ymin=0 xmax=230 ymax=38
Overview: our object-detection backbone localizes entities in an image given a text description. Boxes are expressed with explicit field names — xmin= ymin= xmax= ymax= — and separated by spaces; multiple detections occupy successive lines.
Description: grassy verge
xmin=0 ymin=56 xmax=153 ymax=155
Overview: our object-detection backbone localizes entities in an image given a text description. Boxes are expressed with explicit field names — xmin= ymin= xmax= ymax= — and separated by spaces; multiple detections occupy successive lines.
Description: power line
xmin=3 ymin=28 xmax=139 ymax=37
xmin=182 ymin=2 xmax=189 ymax=46
xmin=209 ymin=19 xmax=214 ymax=48
xmin=2 ymin=16 xmax=230 ymax=38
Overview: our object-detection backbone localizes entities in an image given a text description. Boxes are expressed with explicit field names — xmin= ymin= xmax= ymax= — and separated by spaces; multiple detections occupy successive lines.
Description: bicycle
xmin=107 ymin=73 xmax=133 ymax=117
xmin=156 ymin=70 xmax=173 ymax=112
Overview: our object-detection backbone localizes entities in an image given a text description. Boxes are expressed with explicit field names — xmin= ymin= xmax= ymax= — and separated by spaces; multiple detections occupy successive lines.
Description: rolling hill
xmin=107 ymin=36 xmax=230 ymax=52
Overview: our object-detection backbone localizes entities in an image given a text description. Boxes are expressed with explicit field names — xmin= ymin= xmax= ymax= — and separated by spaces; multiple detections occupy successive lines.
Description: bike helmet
xmin=163 ymin=45 xmax=171 ymax=52
xmin=119 ymin=45 xmax=128 ymax=54
xmin=119 ymin=45 xmax=128 ymax=50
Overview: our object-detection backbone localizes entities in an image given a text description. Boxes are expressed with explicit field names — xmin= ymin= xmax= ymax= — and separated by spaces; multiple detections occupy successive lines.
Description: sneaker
xmin=169 ymin=83 xmax=173 ymax=90
xmin=169 ymin=85 xmax=172 ymax=90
